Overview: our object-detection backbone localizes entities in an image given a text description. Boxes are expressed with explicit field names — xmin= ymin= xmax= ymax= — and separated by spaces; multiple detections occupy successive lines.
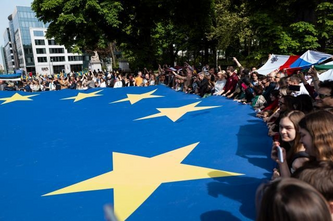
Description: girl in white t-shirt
xmin=213 ymin=71 xmax=227 ymax=95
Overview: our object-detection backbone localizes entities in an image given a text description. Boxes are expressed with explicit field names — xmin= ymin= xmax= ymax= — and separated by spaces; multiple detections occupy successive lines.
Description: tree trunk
xmin=109 ymin=42 xmax=116 ymax=67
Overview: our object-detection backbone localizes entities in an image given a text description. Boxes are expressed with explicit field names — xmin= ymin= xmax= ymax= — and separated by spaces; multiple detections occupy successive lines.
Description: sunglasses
xmin=318 ymin=93 xmax=331 ymax=99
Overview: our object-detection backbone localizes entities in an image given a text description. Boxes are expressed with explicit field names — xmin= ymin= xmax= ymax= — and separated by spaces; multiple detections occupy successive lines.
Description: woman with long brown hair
xmin=271 ymin=110 xmax=308 ymax=177
xmin=298 ymin=110 xmax=333 ymax=161
xmin=256 ymin=178 xmax=331 ymax=221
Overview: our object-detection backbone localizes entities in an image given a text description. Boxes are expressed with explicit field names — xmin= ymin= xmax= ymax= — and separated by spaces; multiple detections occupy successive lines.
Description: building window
xmin=53 ymin=65 xmax=65 ymax=74
xmin=33 ymin=30 xmax=44 ymax=37
xmin=36 ymin=48 xmax=46 ymax=54
xmin=24 ymin=48 xmax=33 ymax=54
xmin=26 ymin=57 xmax=34 ymax=63
xmin=50 ymin=56 xmax=65 ymax=62
xmin=35 ymin=39 xmax=45 ymax=45
xmin=70 ymin=64 xmax=83 ymax=72
xmin=48 ymin=40 xmax=57 ymax=45
xmin=68 ymin=56 xmax=83 ymax=61
xmin=37 ymin=57 xmax=47 ymax=63
xmin=49 ymin=48 xmax=64 ymax=54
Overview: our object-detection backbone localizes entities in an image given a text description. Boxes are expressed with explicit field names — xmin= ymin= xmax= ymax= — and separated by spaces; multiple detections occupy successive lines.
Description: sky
xmin=0 ymin=0 xmax=33 ymax=68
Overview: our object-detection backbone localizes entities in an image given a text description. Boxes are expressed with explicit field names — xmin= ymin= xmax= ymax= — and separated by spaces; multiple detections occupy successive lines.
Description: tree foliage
xmin=32 ymin=0 xmax=333 ymax=69
xmin=210 ymin=0 xmax=333 ymax=64
xmin=32 ymin=0 xmax=214 ymax=69
xmin=316 ymin=2 xmax=333 ymax=53
xmin=208 ymin=0 xmax=249 ymax=52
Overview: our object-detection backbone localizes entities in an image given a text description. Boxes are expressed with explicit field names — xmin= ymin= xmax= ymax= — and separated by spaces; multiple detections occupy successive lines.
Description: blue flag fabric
xmin=0 ymin=85 xmax=273 ymax=221
xmin=289 ymin=50 xmax=332 ymax=69
xmin=0 ymin=71 xmax=22 ymax=81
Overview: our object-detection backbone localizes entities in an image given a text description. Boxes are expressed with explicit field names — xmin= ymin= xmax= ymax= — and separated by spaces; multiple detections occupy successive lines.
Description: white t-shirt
xmin=292 ymin=83 xmax=309 ymax=97
xmin=113 ymin=81 xmax=123 ymax=88
xmin=100 ymin=82 xmax=107 ymax=88
xmin=214 ymin=79 xmax=226 ymax=94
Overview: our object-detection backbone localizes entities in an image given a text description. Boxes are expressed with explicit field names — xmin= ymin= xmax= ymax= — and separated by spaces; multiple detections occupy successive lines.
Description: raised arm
xmin=233 ymin=57 xmax=242 ymax=68
xmin=308 ymin=66 xmax=320 ymax=92
xmin=172 ymin=71 xmax=186 ymax=80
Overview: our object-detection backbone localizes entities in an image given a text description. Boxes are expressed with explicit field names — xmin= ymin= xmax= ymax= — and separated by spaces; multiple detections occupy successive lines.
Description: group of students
xmin=248 ymin=71 xmax=333 ymax=219
xmin=192 ymin=58 xmax=333 ymax=220
xmin=2 ymin=59 xmax=333 ymax=220
xmin=97 ymin=61 xmax=333 ymax=221
xmin=256 ymin=110 xmax=333 ymax=221
xmin=0 ymin=59 xmax=265 ymax=98
xmin=170 ymin=59 xmax=333 ymax=220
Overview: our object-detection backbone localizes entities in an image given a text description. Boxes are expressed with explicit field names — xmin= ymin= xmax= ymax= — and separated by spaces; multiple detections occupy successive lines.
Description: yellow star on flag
xmin=135 ymin=101 xmax=220 ymax=122
xmin=0 ymin=93 xmax=38 ymax=105
xmin=43 ymin=142 xmax=242 ymax=221
xmin=61 ymin=90 xmax=103 ymax=102
xmin=111 ymin=89 xmax=163 ymax=105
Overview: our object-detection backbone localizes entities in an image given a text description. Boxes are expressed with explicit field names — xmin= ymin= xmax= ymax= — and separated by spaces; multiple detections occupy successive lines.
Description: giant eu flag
xmin=0 ymin=85 xmax=273 ymax=221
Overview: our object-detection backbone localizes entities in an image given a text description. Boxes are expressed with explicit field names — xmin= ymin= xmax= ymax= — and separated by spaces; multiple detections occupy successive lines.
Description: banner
xmin=257 ymin=54 xmax=299 ymax=76
xmin=0 ymin=72 xmax=22 ymax=81
xmin=0 ymin=86 xmax=273 ymax=221
xmin=290 ymin=50 xmax=332 ymax=69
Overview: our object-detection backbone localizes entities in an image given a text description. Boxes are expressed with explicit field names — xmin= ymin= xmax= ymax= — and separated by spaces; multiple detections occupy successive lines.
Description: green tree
xmin=208 ymin=0 xmax=248 ymax=52
xmin=210 ymin=0 xmax=332 ymax=65
xmin=32 ymin=0 xmax=215 ymax=69
xmin=316 ymin=2 xmax=333 ymax=53
xmin=32 ymin=0 xmax=123 ymax=50
xmin=289 ymin=22 xmax=320 ymax=53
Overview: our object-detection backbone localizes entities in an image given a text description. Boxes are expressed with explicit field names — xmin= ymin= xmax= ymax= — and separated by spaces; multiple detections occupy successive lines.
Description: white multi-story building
xmin=1 ymin=6 xmax=86 ymax=75
xmin=30 ymin=27 xmax=83 ymax=75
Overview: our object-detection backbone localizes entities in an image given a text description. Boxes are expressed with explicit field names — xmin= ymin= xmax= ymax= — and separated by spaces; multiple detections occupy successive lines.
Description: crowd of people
xmin=1 ymin=57 xmax=333 ymax=221
xmin=0 ymin=60 xmax=260 ymax=96
xmin=242 ymin=64 xmax=333 ymax=219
